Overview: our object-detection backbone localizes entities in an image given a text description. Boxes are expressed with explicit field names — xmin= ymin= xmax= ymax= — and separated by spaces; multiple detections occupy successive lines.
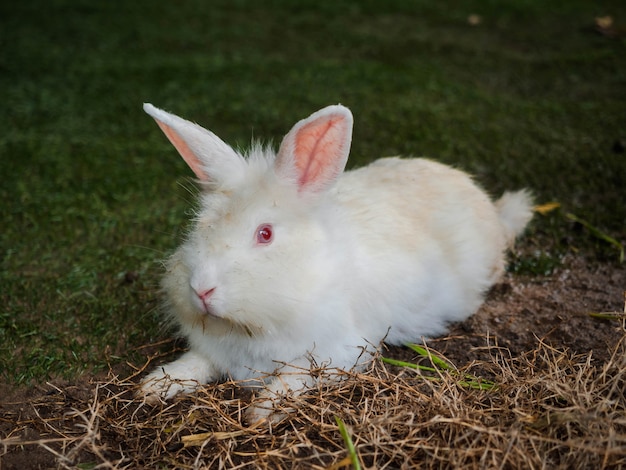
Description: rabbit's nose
xmin=196 ymin=288 xmax=216 ymax=302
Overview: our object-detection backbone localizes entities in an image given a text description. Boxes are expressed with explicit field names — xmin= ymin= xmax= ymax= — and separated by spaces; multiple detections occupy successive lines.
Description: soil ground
xmin=438 ymin=255 xmax=625 ymax=365
xmin=1 ymin=254 xmax=624 ymax=469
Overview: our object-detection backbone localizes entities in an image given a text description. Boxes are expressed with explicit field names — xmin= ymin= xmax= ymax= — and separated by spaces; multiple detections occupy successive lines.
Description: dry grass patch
xmin=2 ymin=336 xmax=626 ymax=469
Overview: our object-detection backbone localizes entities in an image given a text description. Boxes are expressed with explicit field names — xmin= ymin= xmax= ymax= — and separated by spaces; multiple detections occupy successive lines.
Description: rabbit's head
xmin=144 ymin=104 xmax=353 ymax=335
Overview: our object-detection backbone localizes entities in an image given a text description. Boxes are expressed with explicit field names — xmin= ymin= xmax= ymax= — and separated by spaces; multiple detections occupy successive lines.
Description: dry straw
xmin=2 ymin=335 xmax=626 ymax=469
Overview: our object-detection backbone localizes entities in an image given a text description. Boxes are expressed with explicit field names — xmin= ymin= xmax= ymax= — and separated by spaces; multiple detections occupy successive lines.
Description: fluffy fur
xmin=140 ymin=104 xmax=533 ymax=422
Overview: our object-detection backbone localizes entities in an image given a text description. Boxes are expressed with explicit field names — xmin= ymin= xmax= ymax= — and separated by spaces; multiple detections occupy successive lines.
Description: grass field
xmin=1 ymin=1 xmax=625 ymax=466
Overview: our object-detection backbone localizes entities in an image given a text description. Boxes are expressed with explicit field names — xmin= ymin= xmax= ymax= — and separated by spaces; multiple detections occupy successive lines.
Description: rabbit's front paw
xmin=139 ymin=371 xmax=200 ymax=404
xmin=138 ymin=351 xmax=215 ymax=404
xmin=244 ymin=376 xmax=304 ymax=425
xmin=245 ymin=397 xmax=290 ymax=426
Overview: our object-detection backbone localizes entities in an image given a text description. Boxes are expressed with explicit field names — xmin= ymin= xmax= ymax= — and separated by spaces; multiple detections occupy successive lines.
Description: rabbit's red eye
xmin=256 ymin=224 xmax=274 ymax=245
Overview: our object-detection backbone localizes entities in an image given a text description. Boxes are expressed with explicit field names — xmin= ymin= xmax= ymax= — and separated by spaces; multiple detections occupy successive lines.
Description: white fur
xmin=140 ymin=104 xmax=533 ymax=422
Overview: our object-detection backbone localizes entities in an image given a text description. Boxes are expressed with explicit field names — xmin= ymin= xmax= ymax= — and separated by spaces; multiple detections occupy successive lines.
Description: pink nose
xmin=197 ymin=288 xmax=216 ymax=302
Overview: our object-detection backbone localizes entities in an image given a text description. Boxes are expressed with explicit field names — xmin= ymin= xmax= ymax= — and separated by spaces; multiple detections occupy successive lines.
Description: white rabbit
xmin=140 ymin=103 xmax=533 ymax=423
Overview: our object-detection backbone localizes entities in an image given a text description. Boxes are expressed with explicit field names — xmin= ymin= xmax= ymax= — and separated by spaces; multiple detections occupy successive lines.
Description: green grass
xmin=382 ymin=344 xmax=497 ymax=391
xmin=1 ymin=0 xmax=625 ymax=385
xmin=335 ymin=416 xmax=362 ymax=470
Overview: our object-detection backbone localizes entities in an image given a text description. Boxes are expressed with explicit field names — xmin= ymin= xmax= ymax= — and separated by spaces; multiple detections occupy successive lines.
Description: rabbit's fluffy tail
xmin=495 ymin=189 xmax=534 ymax=246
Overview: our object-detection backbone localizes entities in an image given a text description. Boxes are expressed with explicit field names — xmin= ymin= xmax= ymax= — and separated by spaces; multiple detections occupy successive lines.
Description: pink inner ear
xmin=154 ymin=120 xmax=208 ymax=180
xmin=293 ymin=116 xmax=348 ymax=189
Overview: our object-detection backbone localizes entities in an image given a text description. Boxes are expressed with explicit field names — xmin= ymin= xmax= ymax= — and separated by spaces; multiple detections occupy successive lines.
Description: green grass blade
xmin=566 ymin=213 xmax=624 ymax=263
xmin=383 ymin=346 xmax=498 ymax=391
xmin=406 ymin=344 xmax=452 ymax=370
xmin=335 ymin=416 xmax=361 ymax=470
xmin=458 ymin=376 xmax=498 ymax=391
xmin=380 ymin=356 xmax=437 ymax=373
xmin=588 ymin=312 xmax=626 ymax=321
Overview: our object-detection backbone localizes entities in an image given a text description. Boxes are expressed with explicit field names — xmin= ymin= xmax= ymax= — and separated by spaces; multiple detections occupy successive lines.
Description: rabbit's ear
xmin=144 ymin=104 xmax=242 ymax=182
xmin=276 ymin=105 xmax=353 ymax=193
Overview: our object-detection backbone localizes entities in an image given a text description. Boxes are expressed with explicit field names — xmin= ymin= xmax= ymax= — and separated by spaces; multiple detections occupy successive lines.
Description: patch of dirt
xmin=435 ymin=255 xmax=625 ymax=365
xmin=1 ymin=255 xmax=624 ymax=469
